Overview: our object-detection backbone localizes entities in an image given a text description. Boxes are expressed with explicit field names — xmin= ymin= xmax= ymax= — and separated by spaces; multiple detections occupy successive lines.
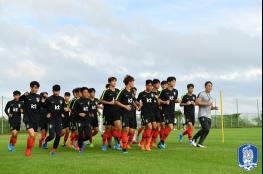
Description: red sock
xmin=159 ymin=129 xmax=164 ymax=139
xmin=102 ymin=131 xmax=108 ymax=145
xmin=183 ymin=128 xmax=189 ymax=136
xmin=13 ymin=136 xmax=17 ymax=146
xmin=9 ymin=136 xmax=13 ymax=145
xmin=146 ymin=129 xmax=152 ymax=147
xmin=107 ymin=130 xmax=112 ymax=146
xmin=140 ymin=130 xmax=147 ymax=146
xmin=27 ymin=137 xmax=35 ymax=149
xmin=138 ymin=127 xmax=143 ymax=136
xmin=128 ymin=132 xmax=135 ymax=144
xmin=161 ymin=127 xmax=172 ymax=142
xmin=151 ymin=130 xmax=159 ymax=144
xmin=121 ymin=131 xmax=128 ymax=150
xmin=64 ymin=130 xmax=69 ymax=144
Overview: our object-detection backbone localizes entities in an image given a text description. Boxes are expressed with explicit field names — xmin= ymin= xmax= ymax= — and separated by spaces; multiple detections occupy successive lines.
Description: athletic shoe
xmin=122 ymin=149 xmax=128 ymax=154
xmin=50 ymin=151 xmax=56 ymax=156
xmin=158 ymin=142 xmax=165 ymax=149
xmin=8 ymin=144 xmax=14 ymax=152
xmin=80 ymin=144 xmax=85 ymax=153
xmin=189 ymin=140 xmax=193 ymax=145
xmin=89 ymin=143 xmax=94 ymax=148
xmin=179 ymin=133 xmax=183 ymax=143
xmin=192 ymin=140 xmax=197 ymax=147
xmin=102 ymin=145 xmax=107 ymax=152
xmin=114 ymin=144 xmax=122 ymax=151
xmin=197 ymin=144 xmax=207 ymax=148
xmin=25 ymin=149 xmax=31 ymax=157
xmin=42 ymin=142 xmax=48 ymax=149
xmin=151 ymin=143 xmax=157 ymax=148
xmin=146 ymin=145 xmax=151 ymax=152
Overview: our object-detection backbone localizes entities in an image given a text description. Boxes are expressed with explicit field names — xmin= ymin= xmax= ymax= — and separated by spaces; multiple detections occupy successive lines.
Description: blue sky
xmin=0 ymin=0 xmax=262 ymax=114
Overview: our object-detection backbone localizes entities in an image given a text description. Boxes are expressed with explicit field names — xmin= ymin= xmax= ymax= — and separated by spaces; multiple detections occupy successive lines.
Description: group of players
xmin=4 ymin=75 xmax=217 ymax=157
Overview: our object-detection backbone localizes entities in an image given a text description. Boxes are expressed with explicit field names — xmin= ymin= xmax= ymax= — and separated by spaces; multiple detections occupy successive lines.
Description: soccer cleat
xmin=146 ymin=145 xmax=151 ymax=152
xmin=151 ymin=143 xmax=157 ymax=148
xmin=158 ymin=142 xmax=166 ymax=149
xmin=68 ymin=140 xmax=73 ymax=148
xmin=192 ymin=140 xmax=197 ymax=147
xmin=8 ymin=144 xmax=14 ymax=152
xmin=50 ymin=151 xmax=56 ymax=156
xmin=102 ymin=145 xmax=107 ymax=152
xmin=89 ymin=143 xmax=94 ymax=148
xmin=189 ymin=140 xmax=193 ymax=145
xmin=179 ymin=133 xmax=183 ymax=143
xmin=42 ymin=142 xmax=48 ymax=149
xmin=197 ymin=144 xmax=207 ymax=148
xmin=25 ymin=149 xmax=31 ymax=157
xmin=80 ymin=144 xmax=85 ymax=153
xmin=75 ymin=146 xmax=80 ymax=151
xmin=114 ymin=144 xmax=122 ymax=151
xmin=122 ymin=149 xmax=128 ymax=154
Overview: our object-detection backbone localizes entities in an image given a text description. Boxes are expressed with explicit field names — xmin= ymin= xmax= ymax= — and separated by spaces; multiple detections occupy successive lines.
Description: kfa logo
xmin=55 ymin=105 xmax=60 ymax=110
xmin=147 ymin=98 xmax=152 ymax=103
xmin=128 ymin=98 xmax=133 ymax=103
xmin=83 ymin=107 xmax=89 ymax=112
xmin=31 ymin=104 xmax=37 ymax=109
xmin=238 ymin=144 xmax=258 ymax=171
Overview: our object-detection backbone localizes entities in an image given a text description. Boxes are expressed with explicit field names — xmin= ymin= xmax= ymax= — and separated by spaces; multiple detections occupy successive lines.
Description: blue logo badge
xmin=238 ymin=144 xmax=258 ymax=171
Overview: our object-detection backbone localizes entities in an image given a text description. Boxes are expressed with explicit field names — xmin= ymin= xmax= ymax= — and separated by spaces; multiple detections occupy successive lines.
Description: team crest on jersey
xmin=238 ymin=144 xmax=258 ymax=171
xmin=59 ymin=100 xmax=63 ymax=105
xmin=151 ymin=93 xmax=155 ymax=98
xmin=36 ymin=98 xmax=40 ymax=103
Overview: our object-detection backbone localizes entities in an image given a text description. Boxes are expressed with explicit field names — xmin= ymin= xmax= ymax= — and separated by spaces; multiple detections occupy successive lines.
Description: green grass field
xmin=0 ymin=128 xmax=261 ymax=174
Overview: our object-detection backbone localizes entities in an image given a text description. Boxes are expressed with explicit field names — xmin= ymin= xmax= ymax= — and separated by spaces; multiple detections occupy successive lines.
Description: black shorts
xmin=141 ymin=114 xmax=154 ymax=125
xmin=129 ymin=114 xmax=137 ymax=129
xmin=70 ymin=115 xmax=77 ymax=131
xmin=185 ymin=114 xmax=195 ymax=125
xmin=121 ymin=110 xmax=134 ymax=128
xmin=39 ymin=116 xmax=48 ymax=130
xmin=153 ymin=108 xmax=162 ymax=123
xmin=9 ymin=119 xmax=21 ymax=131
xmin=164 ymin=112 xmax=175 ymax=125
xmin=62 ymin=116 xmax=70 ymax=129
xmin=48 ymin=122 xmax=63 ymax=136
xmin=90 ymin=116 xmax=99 ymax=128
xmin=25 ymin=121 xmax=39 ymax=132
xmin=104 ymin=110 xmax=120 ymax=126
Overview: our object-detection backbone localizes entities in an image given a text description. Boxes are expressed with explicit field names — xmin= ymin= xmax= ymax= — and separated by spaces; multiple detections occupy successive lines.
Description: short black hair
xmin=52 ymin=85 xmax=61 ymax=91
xmin=81 ymin=87 xmax=89 ymax=93
xmin=64 ymin=92 xmax=71 ymax=97
xmin=123 ymin=75 xmax=135 ymax=85
xmin=187 ymin=84 xmax=195 ymax=89
xmin=167 ymin=76 xmax=176 ymax=82
xmin=30 ymin=81 xmax=40 ymax=88
xmin=108 ymin=77 xmax=117 ymax=83
xmin=152 ymin=79 xmax=160 ymax=85
xmin=88 ymin=88 xmax=96 ymax=93
xmin=13 ymin=90 xmax=21 ymax=96
xmin=161 ymin=80 xmax=167 ymax=86
xmin=205 ymin=81 xmax=213 ymax=87
xmin=146 ymin=80 xmax=153 ymax=85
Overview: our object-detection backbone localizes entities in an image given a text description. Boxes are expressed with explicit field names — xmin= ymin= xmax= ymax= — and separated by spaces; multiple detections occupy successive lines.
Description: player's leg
xmin=151 ymin=121 xmax=159 ymax=148
xmin=77 ymin=123 xmax=84 ymax=152
xmin=81 ymin=125 xmax=92 ymax=153
xmin=112 ymin=120 xmax=122 ymax=150
xmin=43 ymin=123 xmax=55 ymax=149
xmin=51 ymin=124 xmax=65 ymax=155
xmin=159 ymin=114 xmax=174 ymax=149
xmin=69 ymin=121 xmax=77 ymax=148
xmin=25 ymin=127 xmax=36 ymax=157
xmin=197 ymin=118 xmax=211 ymax=148
xmin=9 ymin=129 xmax=18 ymax=152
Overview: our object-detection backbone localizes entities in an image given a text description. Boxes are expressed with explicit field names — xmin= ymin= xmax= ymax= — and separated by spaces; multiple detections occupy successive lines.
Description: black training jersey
xmin=45 ymin=95 xmax=66 ymax=122
xmin=69 ymin=98 xmax=79 ymax=119
xmin=116 ymin=88 xmax=135 ymax=112
xmin=89 ymin=98 xmax=99 ymax=117
xmin=5 ymin=100 xmax=23 ymax=119
xmin=19 ymin=93 xmax=42 ymax=123
xmin=100 ymin=88 xmax=120 ymax=114
xmin=75 ymin=98 xmax=91 ymax=123
xmin=181 ymin=94 xmax=196 ymax=117
xmin=160 ymin=88 xmax=179 ymax=114
xmin=137 ymin=91 xmax=155 ymax=116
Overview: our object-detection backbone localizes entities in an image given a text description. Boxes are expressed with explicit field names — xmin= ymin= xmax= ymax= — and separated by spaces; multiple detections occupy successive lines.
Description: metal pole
xmin=236 ymin=99 xmax=239 ymax=128
xmin=1 ymin=96 xmax=4 ymax=135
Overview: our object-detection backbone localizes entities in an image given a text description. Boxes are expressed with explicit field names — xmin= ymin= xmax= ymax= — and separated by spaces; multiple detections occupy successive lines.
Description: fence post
xmin=1 ymin=96 xmax=4 ymax=135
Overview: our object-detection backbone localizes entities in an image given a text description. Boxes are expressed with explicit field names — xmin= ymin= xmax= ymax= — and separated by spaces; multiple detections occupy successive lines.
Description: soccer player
xmin=161 ymin=81 xmax=168 ymax=90
xmin=5 ymin=90 xmax=23 ymax=152
xmin=68 ymin=88 xmax=81 ymax=149
xmin=62 ymin=92 xmax=71 ymax=147
xmin=74 ymin=87 xmax=92 ymax=153
xmin=137 ymin=80 xmax=156 ymax=151
xmin=42 ymin=85 xmax=67 ymax=155
xmin=179 ymin=84 xmax=197 ymax=144
xmin=158 ymin=77 xmax=180 ymax=149
xmin=127 ymin=87 xmax=138 ymax=149
xmin=115 ymin=75 xmax=138 ymax=154
xmin=19 ymin=81 xmax=42 ymax=157
xmin=38 ymin=92 xmax=49 ymax=148
xmin=192 ymin=81 xmax=218 ymax=148
xmin=100 ymin=77 xmax=121 ymax=151
xmin=88 ymin=88 xmax=101 ymax=148
xmin=152 ymin=79 xmax=162 ymax=148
